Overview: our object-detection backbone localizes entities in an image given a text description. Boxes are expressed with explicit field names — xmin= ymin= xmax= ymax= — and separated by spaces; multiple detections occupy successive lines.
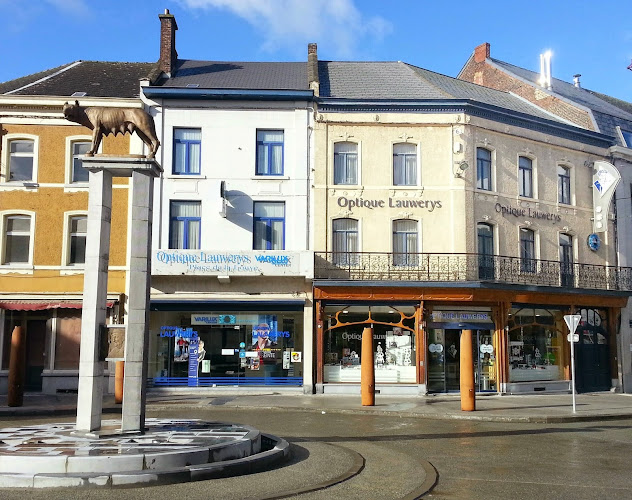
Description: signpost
xmin=564 ymin=314 xmax=582 ymax=413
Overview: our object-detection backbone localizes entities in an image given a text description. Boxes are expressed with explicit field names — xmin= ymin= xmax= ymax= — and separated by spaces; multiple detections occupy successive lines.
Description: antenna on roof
xmin=628 ymin=59 xmax=632 ymax=71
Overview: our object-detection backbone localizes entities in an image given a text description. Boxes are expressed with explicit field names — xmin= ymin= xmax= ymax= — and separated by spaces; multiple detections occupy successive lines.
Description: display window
xmin=323 ymin=304 xmax=417 ymax=384
xmin=152 ymin=311 xmax=303 ymax=385
xmin=507 ymin=307 xmax=565 ymax=383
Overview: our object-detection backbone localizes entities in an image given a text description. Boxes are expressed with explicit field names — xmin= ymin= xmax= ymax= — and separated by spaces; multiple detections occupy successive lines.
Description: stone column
xmin=76 ymin=169 xmax=113 ymax=432
xmin=122 ymin=170 xmax=154 ymax=432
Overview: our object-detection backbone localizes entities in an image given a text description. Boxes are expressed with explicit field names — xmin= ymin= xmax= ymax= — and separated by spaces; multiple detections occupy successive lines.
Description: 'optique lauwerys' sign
xmin=152 ymin=250 xmax=313 ymax=277
xmin=337 ymin=196 xmax=443 ymax=211
xmin=495 ymin=202 xmax=561 ymax=222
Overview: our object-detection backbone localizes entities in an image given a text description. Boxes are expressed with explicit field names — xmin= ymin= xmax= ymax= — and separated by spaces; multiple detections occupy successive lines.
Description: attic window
xmin=71 ymin=92 xmax=87 ymax=97
xmin=186 ymin=84 xmax=199 ymax=88
xmin=621 ymin=129 xmax=632 ymax=148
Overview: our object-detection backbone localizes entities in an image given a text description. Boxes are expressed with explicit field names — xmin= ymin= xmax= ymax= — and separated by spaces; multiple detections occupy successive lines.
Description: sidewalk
xmin=1 ymin=390 xmax=632 ymax=423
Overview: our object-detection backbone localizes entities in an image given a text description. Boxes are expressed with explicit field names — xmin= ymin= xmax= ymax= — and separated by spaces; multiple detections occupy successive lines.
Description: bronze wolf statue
xmin=62 ymin=100 xmax=160 ymax=159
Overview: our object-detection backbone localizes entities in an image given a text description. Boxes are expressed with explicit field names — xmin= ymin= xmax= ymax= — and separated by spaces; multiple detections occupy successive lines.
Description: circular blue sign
xmin=587 ymin=233 xmax=601 ymax=251
xmin=239 ymin=342 xmax=246 ymax=349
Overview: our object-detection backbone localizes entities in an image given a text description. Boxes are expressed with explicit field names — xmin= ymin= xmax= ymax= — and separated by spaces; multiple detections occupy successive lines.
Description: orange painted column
xmin=460 ymin=329 xmax=476 ymax=411
xmin=361 ymin=326 xmax=375 ymax=406
xmin=115 ymin=361 xmax=125 ymax=404
xmin=7 ymin=326 xmax=25 ymax=407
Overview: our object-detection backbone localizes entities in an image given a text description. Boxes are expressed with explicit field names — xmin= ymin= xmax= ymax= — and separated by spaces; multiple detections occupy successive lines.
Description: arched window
xmin=518 ymin=156 xmax=533 ymax=197
xmin=477 ymin=223 xmax=494 ymax=279
xmin=334 ymin=142 xmax=358 ymax=185
xmin=520 ymin=228 xmax=536 ymax=273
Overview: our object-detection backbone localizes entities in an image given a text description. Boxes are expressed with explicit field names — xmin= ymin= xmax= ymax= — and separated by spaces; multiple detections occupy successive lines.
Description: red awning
xmin=0 ymin=300 xmax=116 ymax=311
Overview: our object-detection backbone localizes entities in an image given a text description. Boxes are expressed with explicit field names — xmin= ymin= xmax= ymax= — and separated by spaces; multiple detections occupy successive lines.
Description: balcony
xmin=314 ymin=252 xmax=632 ymax=292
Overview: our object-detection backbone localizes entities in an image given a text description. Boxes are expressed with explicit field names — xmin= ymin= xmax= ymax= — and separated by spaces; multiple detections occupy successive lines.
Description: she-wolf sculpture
xmin=62 ymin=100 xmax=160 ymax=159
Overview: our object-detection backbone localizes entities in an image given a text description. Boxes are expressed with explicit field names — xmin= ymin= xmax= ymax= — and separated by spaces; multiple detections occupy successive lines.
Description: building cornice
xmin=142 ymin=87 xmax=314 ymax=101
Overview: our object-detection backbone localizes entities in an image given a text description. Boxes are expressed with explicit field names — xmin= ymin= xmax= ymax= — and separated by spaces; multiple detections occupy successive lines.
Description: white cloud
xmin=176 ymin=0 xmax=392 ymax=58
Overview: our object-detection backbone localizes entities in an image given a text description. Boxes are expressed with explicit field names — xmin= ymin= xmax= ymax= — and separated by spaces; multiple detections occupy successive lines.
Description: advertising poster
xmin=187 ymin=338 xmax=199 ymax=387
xmin=251 ymin=314 xmax=278 ymax=350
xmin=291 ymin=351 xmax=302 ymax=363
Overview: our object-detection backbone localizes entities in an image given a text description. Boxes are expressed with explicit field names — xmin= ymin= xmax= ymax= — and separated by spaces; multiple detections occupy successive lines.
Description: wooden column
xmin=315 ymin=301 xmax=324 ymax=387
xmin=460 ymin=329 xmax=475 ymax=411
xmin=416 ymin=301 xmax=425 ymax=385
xmin=361 ymin=326 xmax=375 ymax=406
xmin=114 ymin=361 xmax=124 ymax=404
xmin=608 ymin=307 xmax=620 ymax=383
xmin=7 ymin=326 xmax=25 ymax=407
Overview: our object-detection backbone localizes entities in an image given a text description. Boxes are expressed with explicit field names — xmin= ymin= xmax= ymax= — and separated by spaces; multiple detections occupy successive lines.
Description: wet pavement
xmin=0 ymin=391 xmax=631 ymax=498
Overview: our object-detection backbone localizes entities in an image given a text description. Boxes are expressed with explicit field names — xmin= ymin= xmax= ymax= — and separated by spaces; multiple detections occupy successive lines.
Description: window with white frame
xmin=8 ymin=139 xmax=35 ymax=182
xmin=392 ymin=219 xmax=418 ymax=266
xmin=476 ymin=147 xmax=492 ymax=191
xmin=3 ymin=215 xmax=31 ymax=264
xmin=71 ymin=141 xmax=91 ymax=183
xmin=520 ymin=227 xmax=536 ymax=273
xmin=393 ymin=143 xmax=417 ymax=186
xmin=169 ymin=201 xmax=201 ymax=249
xmin=173 ymin=129 xmax=201 ymax=175
xmin=253 ymin=202 xmax=285 ymax=250
xmin=256 ymin=130 xmax=284 ymax=175
xmin=558 ymin=165 xmax=571 ymax=205
xmin=68 ymin=215 xmax=87 ymax=265
xmin=518 ymin=156 xmax=533 ymax=198
xmin=334 ymin=142 xmax=358 ymax=185
xmin=332 ymin=218 xmax=359 ymax=265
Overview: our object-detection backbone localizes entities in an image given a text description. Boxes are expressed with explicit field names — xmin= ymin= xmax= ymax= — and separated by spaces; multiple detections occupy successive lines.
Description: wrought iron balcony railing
xmin=314 ymin=252 xmax=632 ymax=291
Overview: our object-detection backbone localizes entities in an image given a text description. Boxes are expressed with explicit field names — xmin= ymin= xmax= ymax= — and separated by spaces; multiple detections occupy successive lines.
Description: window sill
xmin=63 ymin=183 xmax=89 ymax=192
xmin=0 ymin=265 xmax=34 ymax=274
xmin=252 ymin=175 xmax=289 ymax=180
xmin=0 ymin=182 xmax=39 ymax=191
xmin=166 ymin=174 xmax=206 ymax=180
xmin=60 ymin=266 xmax=85 ymax=275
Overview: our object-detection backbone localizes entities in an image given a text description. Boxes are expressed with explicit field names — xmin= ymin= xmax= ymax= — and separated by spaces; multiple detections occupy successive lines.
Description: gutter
xmin=142 ymin=87 xmax=314 ymax=101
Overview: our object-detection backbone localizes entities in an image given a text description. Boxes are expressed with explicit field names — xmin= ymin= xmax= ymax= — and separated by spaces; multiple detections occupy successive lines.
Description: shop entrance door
xmin=427 ymin=329 xmax=495 ymax=393
xmin=25 ymin=320 xmax=46 ymax=391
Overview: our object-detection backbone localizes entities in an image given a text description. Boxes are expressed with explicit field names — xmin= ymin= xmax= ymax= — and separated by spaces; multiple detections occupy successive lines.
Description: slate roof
xmin=489 ymin=58 xmax=632 ymax=145
xmin=157 ymin=59 xmax=308 ymax=90
xmin=318 ymin=61 xmax=566 ymax=122
xmin=0 ymin=61 xmax=156 ymax=98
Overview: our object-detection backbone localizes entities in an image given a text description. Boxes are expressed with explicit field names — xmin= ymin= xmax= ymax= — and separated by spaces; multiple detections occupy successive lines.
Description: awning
xmin=0 ymin=300 xmax=116 ymax=311
xmin=150 ymin=299 xmax=305 ymax=312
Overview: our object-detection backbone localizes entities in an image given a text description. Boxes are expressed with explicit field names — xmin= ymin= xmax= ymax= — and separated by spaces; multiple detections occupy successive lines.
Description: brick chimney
xmin=308 ymin=43 xmax=319 ymax=96
xmin=159 ymin=9 xmax=178 ymax=77
xmin=474 ymin=42 xmax=490 ymax=63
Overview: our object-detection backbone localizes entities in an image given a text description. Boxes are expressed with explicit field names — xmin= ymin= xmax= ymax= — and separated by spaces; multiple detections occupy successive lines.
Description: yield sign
xmin=564 ymin=314 xmax=582 ymax=334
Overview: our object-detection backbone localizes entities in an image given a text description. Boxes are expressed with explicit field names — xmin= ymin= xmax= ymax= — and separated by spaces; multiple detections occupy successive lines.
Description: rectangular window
xmin=173 ymin=129 xmax=201 ymax=175
xmin=519 ymin=156 xmax=533 ymax=197
xmin=3 ymin=215 xmax=31 ymax=264
xmin=256 ymin=130 xmax=284 ymax=175
xmin=559 ymin=233 xmax=574 ymax=287
xmin=170 ymin=201 xmax=201 ymax=249
xmin=71 ymin=142 xmax=91 ymax=183
xmin=393 ymin=143 xmax=417 ymax=186
xmin=253 ymin=202 xmax=285 ymax=250
xmin=9 ymin=140 xmax=34 ymax=181
xmin=520 ymin=228 xmax=536 ymax=273
xmin=476 ymin=148 xmax=492 ymax=191
xmin=558 ymin=166 xmax=571 ymax=205
xmin=334 ymin=142 xmax=358 ymax=185
xmin=69 ymin=216 xmax=87 ymax=264
xmin=621 ymin=129 xmax=632 ymax=148
xmin=332 ymin=218 xmax=359 ymax=265
xmin=392 ymin=219 xmax=418 ymax=266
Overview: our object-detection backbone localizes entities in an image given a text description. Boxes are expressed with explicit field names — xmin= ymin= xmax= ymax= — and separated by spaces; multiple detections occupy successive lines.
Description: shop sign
xmin=188 ymin=338 xmax=199 ymax=386
xmin=495 ymin=202 xmax=561 ymax=222
xmin=592 ymin=161 xmax=620 ymax=233
xmin=337 ymin=196 xmax=442 ymax=212
xmin=161 ymin=326 xmax=198 ymax=338
xmin=431 ymin=311 xmax=492 ymax=323
xmin=152 ymin=250 xmax=312 ymax=277
xmin=191 ymin=314 xmax=236 ymax=325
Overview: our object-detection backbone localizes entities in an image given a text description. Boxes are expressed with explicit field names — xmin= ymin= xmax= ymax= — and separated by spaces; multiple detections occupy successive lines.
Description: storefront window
xmin=508 ymin=307 xmax=564 ymax=382
xmin=323 ymin=305 xmax=417 ymax=384
xmin=150 ymin=310 xmax=303 ymax=385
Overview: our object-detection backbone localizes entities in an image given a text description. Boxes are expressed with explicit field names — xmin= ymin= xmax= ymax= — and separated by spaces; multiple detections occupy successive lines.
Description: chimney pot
xmin=573 ymin=74 xmax=581 ymax=88
xmin=474 ymin=43 xmax=490 ymax=63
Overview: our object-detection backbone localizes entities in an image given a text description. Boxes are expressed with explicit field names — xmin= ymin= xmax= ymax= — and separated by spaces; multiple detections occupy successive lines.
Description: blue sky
xmin=1 ymin=0 xmax=631 ymax=101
